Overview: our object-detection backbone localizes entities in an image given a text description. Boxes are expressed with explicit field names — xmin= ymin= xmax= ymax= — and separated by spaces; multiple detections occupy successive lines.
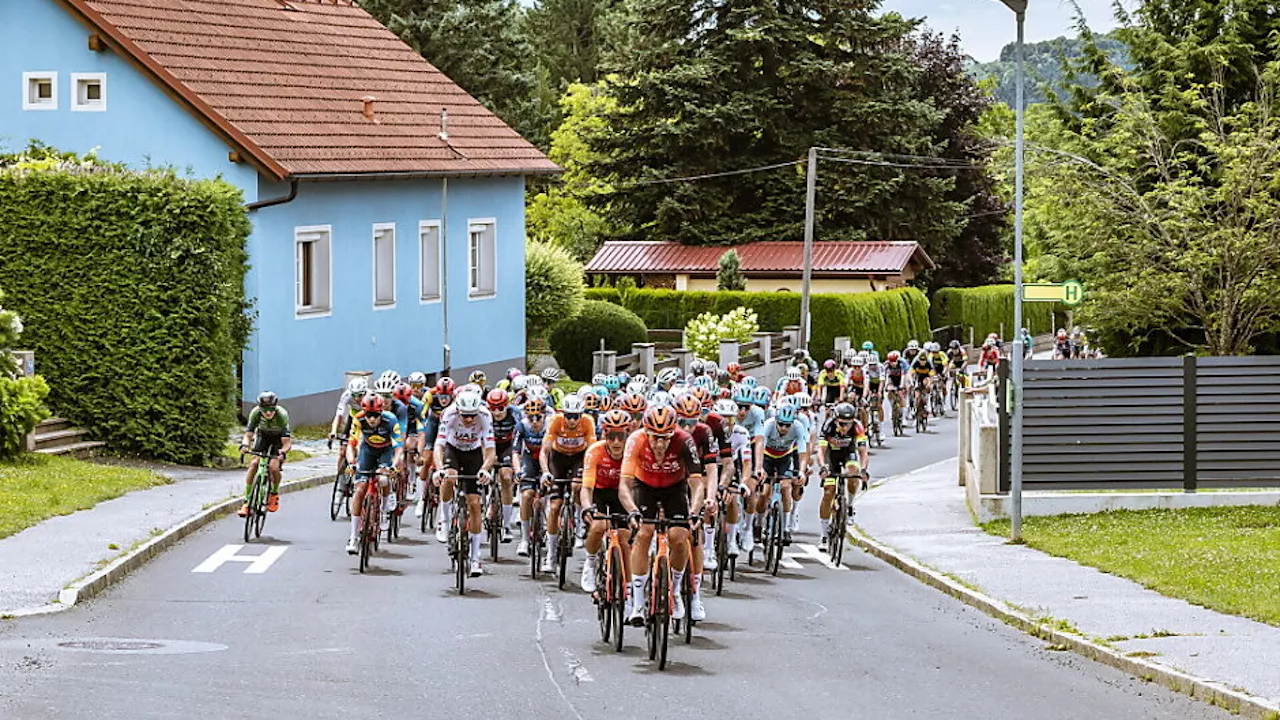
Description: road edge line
xmin=5 ymin=472 xmax=332 ymax=619
xmin=848 ymin=527 xmax=1280 ymax=720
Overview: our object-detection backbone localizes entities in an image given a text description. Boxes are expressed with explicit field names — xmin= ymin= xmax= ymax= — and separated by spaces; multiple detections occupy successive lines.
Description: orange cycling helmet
xmin=523 ymin=397 xmax=546 ymax=418
xmin=361 ymin=395 xmax=385 ymax=414
xmin=618 ymin=392 xmax=647 ymax=415
xmin=673 ymin=393 xmax=702 ymax=420
xmin=582 ymin=393 xmax=600 ymax=412
xmin=690 ymin=386 xmax=713 ymax=409
xmin=597 ymin=394 xmax=614 ymax=412
xmin=393 ymin=383 xmax=413 ymax=404
xmin=486 ymin=388 xmax=510 ymax=411
xmin=599 ymin=409 xmax=632 ymax=434
xmin=643 ymin=406 xmax=679 ymax=436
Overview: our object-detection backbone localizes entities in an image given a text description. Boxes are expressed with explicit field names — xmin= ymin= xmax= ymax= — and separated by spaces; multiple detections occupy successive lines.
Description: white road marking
xmin=787 ymin=543 xmax=846 ymax=571
xmin=191 ymin=544 xmax=287 ymax=574
xmin=778 ymin=556 xmax=804 ymax=570
xmin=560 ymin=648 xmax=594 ymax=683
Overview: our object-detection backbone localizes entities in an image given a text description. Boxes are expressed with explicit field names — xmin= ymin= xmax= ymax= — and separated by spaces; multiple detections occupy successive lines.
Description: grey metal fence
xmin=999 ymin=355 xmax=1280 ymax=491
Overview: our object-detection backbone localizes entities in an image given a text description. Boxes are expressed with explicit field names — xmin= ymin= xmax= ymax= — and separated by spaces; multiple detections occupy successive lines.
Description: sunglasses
xmin=563 ymin=412 xmax=582 ymax=420
xmin=776 ymin=421 xmax=792 ymax=429
xmin=646 ymin=432 xmax=674 ymax=440
xmin=737 ymin=404 xmax=752 ymax=411
xmin=460 ymin=412 xmax=478 ymax=420
xmin=604 ymin=431 xmax=628 ymax=442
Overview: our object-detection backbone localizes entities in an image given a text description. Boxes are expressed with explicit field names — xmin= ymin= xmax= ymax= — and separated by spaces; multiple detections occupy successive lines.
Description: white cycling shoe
xmin=704 ymin=553 xmax=718 ymax=571
xmin=435 ymin=526 xmax=448 ymax=543
xmin=672 ymin=593 xmax=686 ymax=621
xmin=580 ymin=557 xmax=598 ymax=593
xmin=469 ymin=560 xmax=483 ymax=578
xmin=517 ymin=538 xmax=530 ymax=557
xmin=345 ymin=535 xmax=358 ymax=555
xmin=690 ymin=593 xmax=707 ymax=622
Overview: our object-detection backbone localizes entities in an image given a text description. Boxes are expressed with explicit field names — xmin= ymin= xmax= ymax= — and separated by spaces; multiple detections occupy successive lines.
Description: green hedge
xmin=550 ymin=300 xmax=648 ymax=380
xmin=0 ymin=163 xmax=251 ymax=464
xmin=587 ymin=287 xmax=931 ymax=354
xmin=930 ymin=285 xmax=1061 ymax=342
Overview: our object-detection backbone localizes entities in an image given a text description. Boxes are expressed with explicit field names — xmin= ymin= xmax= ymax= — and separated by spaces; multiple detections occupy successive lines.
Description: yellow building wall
xmin=681 ymin=275 xmax=879 ymax=294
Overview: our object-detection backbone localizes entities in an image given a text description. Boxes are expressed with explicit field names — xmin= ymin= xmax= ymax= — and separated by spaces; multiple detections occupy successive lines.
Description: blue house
xmin=1 ymin=0 xmax=557 ymax=423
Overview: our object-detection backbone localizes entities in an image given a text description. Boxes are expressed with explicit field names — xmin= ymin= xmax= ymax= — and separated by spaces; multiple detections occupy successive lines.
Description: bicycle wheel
xmin=596 ymin=553 xmax=611 ymax=643
xmin=253 ymin=483 xmax=267 ymax=539
xmin=530 ymin=501 xmax=544 ymax=579
xmin=769 ymin=506 xmax=784 ymax=577
xmin=656 ymin=557 xmax=671 ymax=670
xmin=557 ymin=503 xmax=573 ymax=590
xmin=682 ymin=569 xmax=694 ymax=644
xmin=456 ymin=505 xmax=469 ymax=595
xmin=830 ymin=496 xmax=846 ymax=566
xmin=610 ymin=545 xmax=626 ymax=652
xmin=243 ymin=480 xmax=258 ymax=543
xmin=762 ymin=507 xmax=778 ymax=574
xmin=489 ymin=486 xmax=501 ymax=563
xmin=359 ymin=495 xmax=376 ymax=573
xmin=713 ymin=514 xmax=727 ymax=596
xmin=329 ymin=459 xmax=347 ymax=521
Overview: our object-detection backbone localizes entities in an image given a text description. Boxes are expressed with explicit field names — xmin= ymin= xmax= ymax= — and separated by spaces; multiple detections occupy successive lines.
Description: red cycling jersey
xmin=621 ymin=429 xmax=702 ymax=489
xmin=582 ymin=441 xmax=623 ymax=490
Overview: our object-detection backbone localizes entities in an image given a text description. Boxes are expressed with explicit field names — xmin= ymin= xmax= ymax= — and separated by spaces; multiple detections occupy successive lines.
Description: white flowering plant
xmin=684 ymin=307 xmax=760 ymax=360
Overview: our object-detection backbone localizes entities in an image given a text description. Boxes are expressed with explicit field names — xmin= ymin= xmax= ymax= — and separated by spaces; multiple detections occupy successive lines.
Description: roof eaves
xmin=289 ymin=165 xmax=563 ymax=182
xmin=56 ymin=0 xmax=291 ymax=181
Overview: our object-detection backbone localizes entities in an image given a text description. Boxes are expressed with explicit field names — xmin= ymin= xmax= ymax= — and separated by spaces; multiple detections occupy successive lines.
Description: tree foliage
xmin=969 ymin=33 xmax=1130 ymax=107
xmin=0 ymin=287 xmax=49 ymax=460
xmin=549 ymin=300 xmax=648 ymax=380
xmin=716 ymin=249 xmax=747 ymax=291
xmin=525 ymin=239 xmax=586 ymax=335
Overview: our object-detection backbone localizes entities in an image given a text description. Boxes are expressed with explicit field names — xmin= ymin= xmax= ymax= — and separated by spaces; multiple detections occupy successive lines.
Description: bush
xmin=0 ymin=287 xmax=49 ymax=459
xmin=525 ymin=239 xmax=585 ymax=334
xmin=0 ymin=157 xmax=250 ymax=464
xmin=717 ymin=249 xmax=747 ymax=291
xmin=685 ymin=307 xmax=759 ymax=360
xmin=549 ymin=300 xmax=648 ymax=380
xmin=931 ymin=285 xmax=1060 ymax=343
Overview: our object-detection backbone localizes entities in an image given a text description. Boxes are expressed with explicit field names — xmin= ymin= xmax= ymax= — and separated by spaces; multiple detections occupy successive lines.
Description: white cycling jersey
xmin=434 ymin=405 xmax=496 ymax=451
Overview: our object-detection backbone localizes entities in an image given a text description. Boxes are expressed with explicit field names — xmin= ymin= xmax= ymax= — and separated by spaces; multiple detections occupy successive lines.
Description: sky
xmin=880 ymin=0 xmax=1124 ymax=62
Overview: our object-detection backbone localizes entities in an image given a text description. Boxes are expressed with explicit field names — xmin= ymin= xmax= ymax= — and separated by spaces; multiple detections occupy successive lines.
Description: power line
xmin=815 ymin=146 xmax=978 ymax=167
xmin=619 ymin=159 xmax=805 ymax=188
xmin=816 ymin=153 xmax=988 ymax=171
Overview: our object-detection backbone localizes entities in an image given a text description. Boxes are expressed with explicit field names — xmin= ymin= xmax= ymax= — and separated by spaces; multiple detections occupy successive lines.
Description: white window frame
xmin=419 ymin=220 xmax=442 ymax=303
xmin=70 ymin=72 xmax=107 ymax=112
xmin=467 ymin=218 xmax=497 ymax=300
xmin=294 ymin=225 xmax=332 ymax=318
xmin=22 ymin=72 xmax=57 ymax=111
xmin=372 ymin=222 xmax=397 ymax=309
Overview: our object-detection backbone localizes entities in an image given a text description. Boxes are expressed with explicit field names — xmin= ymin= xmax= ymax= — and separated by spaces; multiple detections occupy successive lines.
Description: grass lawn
xmin=983 ymin=506 xmax=1280 ymax=627
xmin=218 ymin=443 xmax=311 ymax=468
xmin=289 ymin=423 xmax=332 ymax=442
xmin=0 ymin=454 xmax=169 ymax=539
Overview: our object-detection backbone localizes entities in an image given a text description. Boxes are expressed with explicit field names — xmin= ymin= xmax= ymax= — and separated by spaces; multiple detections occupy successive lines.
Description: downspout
xmin=245 ymin=177 xmax=298 ymax=211
xmin=439 ymin=108 xmax=453 ymax=376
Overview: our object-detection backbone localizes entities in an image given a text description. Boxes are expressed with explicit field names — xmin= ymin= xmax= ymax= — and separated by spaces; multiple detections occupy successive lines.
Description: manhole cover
xmin=58 ymin=640 xmax=164 ymax=651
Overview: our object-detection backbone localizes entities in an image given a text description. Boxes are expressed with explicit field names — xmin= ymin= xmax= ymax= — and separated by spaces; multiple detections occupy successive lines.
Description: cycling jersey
xmin=703 ymin=412 xmax=732 ymax=460
xmin=513 ymin=416 xmax=547 ymax=456
xmin=434 ymin=406 xmax=495 ymax=451
xmin=582 ymin=440 xmax=624 ymax=490
xmin=685 ymin=422 xmax=721 ymax=471
xmin=928 ymin=352 xmax=949 ymax=373
xmin=737 ymin=405 xmax=767 ymax=438
xmin=333 ymin=390 xmax=362 ymax=420
xmin=406 ymin=395 xmax=424 ymax=435
xmin=726 ymin=424 xmax=751 ymax=462
xmin=349 ymin=410 xmax=403 ymax=450
xmin=816 ymin=370 xmax=845 ymax=387
xmin=864 ymin=363 xmax=882 ymax=381
xmin=761 ymin=417 xmax=808 ymax=459
xmin=246 ymin=406 xmax=291 ymax=437
xmin=910 ymin=355 xmax=935 ymax=377
xmin=622 ymin=430 xmax=702 ymax=489
xmin=490 ymin=406 xmax=522 ymax=448
xmin=903 ymin=347 xmax=921 ymax=364
xmin=545 ymin=413 xmax=597 ymax=455
xmin=820 ymin=418 xmax=868 ymax=451
xmin=846 ymin=365 xmax=866 ymax=387
xmin=980 ymin=348 xmax=1001 ymax=368
xmin=424 ymin=390 xmax=453 ymax=417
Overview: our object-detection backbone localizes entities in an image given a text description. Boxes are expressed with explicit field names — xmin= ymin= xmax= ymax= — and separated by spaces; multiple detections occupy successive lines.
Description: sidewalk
xmin=856 ymin=458 xmax=1280 ymax=710
xmin=0 ymin=447 xmax=337 ymax=616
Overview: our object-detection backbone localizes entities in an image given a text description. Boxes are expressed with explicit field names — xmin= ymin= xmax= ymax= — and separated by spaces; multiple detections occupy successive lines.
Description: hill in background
xmin=969 ymin=33 xmax=1130 ymax=105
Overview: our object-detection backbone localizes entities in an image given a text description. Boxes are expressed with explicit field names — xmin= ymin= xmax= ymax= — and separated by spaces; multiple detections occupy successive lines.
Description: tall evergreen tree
xmin=716 ymin=249 xmax=747 ymax=291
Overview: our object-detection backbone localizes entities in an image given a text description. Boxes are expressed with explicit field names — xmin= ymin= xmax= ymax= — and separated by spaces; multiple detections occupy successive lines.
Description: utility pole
xmin=799 ymin=147 xmax=817 ymax=349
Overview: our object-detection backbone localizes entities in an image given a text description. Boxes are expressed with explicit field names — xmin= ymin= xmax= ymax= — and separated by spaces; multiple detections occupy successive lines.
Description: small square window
xmin=71 ymin=73 xmax=107 ymax=112
xmin=22 ymin=72 xmax=57 ymax=111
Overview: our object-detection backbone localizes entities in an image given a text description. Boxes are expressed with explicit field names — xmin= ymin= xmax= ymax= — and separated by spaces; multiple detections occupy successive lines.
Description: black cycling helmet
xmin=949 ymin=340 xmax=961 ymax=349
xmin=834 ymin=402 xmax=857 ymax=421
xmin=257 ymin=391 xmax=278 ymax=408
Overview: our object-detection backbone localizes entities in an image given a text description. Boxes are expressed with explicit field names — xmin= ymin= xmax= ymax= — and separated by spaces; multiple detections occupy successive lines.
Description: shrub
xmin=717 ymin=250 xmax=747 ymax=291
xmin=525 ymin=239 xmax=585 ymax=334
xmin=685 ymin=307 xmax=759 ymax=360
xmin=0 ymin=287 xmax=50 ymax=459
xmin=931 ymin=285 xmax=1060 ymax=344
xmin=0 ymin=158 xmax=250 ymax=464
xmin=549 ymin=300 xmax=648 ymax=380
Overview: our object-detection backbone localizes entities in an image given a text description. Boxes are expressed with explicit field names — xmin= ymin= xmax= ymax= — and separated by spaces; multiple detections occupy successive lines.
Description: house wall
xmin=1 ymin=0 xmax=259 ymax=199
xmin=245 ymin=176 xmax=527 ymax=422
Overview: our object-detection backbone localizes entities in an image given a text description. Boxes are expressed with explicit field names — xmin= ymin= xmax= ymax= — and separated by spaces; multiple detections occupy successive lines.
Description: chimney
xmin=361 ymin=95 xmax=377 ymax=121
xmin=439 ymin=107 xmax=449 ymax=141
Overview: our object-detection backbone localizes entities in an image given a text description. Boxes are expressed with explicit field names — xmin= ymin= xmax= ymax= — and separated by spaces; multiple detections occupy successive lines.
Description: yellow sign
xmin=1024 ymin=281 xmax=1085 ymax=306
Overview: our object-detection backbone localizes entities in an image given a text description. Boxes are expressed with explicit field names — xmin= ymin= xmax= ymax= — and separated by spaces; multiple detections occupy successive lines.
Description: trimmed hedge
xmin=550 ymin=300 xmax=648 ymax=380
xmin=586 ymin=286 xmax=931 ymax=354
xmin=0 ymin=162 xmax=251 ymax=464
xmin=931 ymin=285 xmax=1061 ymax=343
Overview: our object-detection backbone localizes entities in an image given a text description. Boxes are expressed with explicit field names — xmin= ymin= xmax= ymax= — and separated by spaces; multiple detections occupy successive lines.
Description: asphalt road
xmin=0 ymin=408 xmax=1229 ymax=720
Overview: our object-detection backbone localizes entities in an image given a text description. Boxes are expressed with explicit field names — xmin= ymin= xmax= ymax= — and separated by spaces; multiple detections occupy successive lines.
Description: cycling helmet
xmin=868 ymin=350 xmax=881 ymax=363
xmin=393 ymin=383 xmax=413 ymax=403
xmin=436 ymin=377 xmax=457 ymax=396
xmin=726 ymin=362 xmax=741 ymax=376
xmin=823 ymin=359 xmax=836 ymax=371
xmin=673 ymin=394 xmax=702 ymax=420
xmin=732 ymin=386 xmax=753 ymax=405
xmin=618 ymin=371 xmax=631 ymax=386
xmin=949 ymin=340 xmax=962 ymax=349
xmin=604 ymin=375 xmax=621 ymax=391
xmin=592 ymin=373 xmax=608 ymax=386
xmin=785 ymin=366 xmax=802 ymax=380
xmin=582 ymin=393 xmax=600 ymax=412
xmin=692 ymin=375 xmax=714 ymax=390
xmin=523 ymin=397 xmax=547 ymax=417
xmin=642 ymin=406 xmax=679 ymax=436
xmin=469 ymin=370 xmax=487 ymax=385
xmin=525 ymin=375 xmax=544 ymax=388
xmin=907 ymin=340 xmax=920 ymax=350
xmin=793 ymin=393 xmax=813 ymax=409
xmin=525 ymin=386 xmax=549 ymax=403
xmin=408 ymin=371 xmax=427 ymax=387
xmin=455 ymin=392 xmax=483 ymax=415
xmin=792 ymin=349 xmax=807 ymax=360
xmin=713 ymin=398 xmax=738 ymax=417
xmin=774 ymin=405 xmax=798 ymax=424
xmin=862 ymin=341 xmax=874 ymax=351
xmin=983 ymin=338 xmax=996 ymax=347
xmin=257 ymin=391 xmax=278 ymax=408
xmin=657 ymin=368 xmax=681 ymax=387
xmin=1057 ymin=329 xmax=1068 ymax=338
xmin=633 ymin=374 xmax=651 ymax=389
xmin=541 ymin=367 xmax=561 ymax=382
xmin=887 ymin=350 xmax=901 ymax=362
xmin=834 ymin=402 xmax=858 ymax=421
xmin=347 ymin=378 xmax=368 ymax=396
xmin=691 ymin=385 xmax=714 ymax=409
xmin=740 ymin=376 xmax=758 ymax=389
xmin=690 ymin=359 xmax=706 ymax=376
xmin=716 ymin=369 xmax=731 ymax=385
xmin=461 ymin=383 xmax=483 ymax=396
xmin=704 ymin=361 xmax=718 ymax=375
xmin=750 ymin=387 xmax=771 ymax=407
xmin=486 ymin=388 xmax=510 ymax=411
xmin=561 ymin=395 xmax=586 ymax=415
xmin=380 ymin=370 xmax=401 ymax=386
xmin=372 ymin=377 xmax=397 ymax=395
xmin=507 ymin=367 xmax=523 ymax=380
xmin=648 ymin=391 xmax=673 ymax=409
xmin=512 ymin=375 xmax=529 ymax=392
xmin=625 ymin=381 xmax=646 ymax=395
xmin=361 ymin=394 xmax=385 ymax=414
xmin=797 ymin=363 xmax=808 ymax=375
xmin=619 ymin=392 xmax=647 ymax=414
xmin=599 ymin=409 xmax=632 ymax=434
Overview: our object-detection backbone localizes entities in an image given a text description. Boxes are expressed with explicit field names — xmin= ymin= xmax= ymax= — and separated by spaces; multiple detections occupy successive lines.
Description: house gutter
xmin=244 ymin=178 xmax=299 ymax=211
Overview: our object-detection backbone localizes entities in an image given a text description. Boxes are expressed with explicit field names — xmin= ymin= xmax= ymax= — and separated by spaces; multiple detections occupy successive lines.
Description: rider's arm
xmin=618 ymin=435 xmax=641 ymax=514
xmin=540 ymin=416 xmax=559 ymax=476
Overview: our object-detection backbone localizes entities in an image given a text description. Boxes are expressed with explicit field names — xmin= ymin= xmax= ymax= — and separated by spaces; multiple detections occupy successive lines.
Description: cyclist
xmin=816 ymin=359 xmax=846 ymax=408
xmin=655 ymin=367 xmax=681 ymax=393
xmin=541 ymin=367 xmax=566 ymax=409
xmin=788 ymin=347 xmax=817 ymax=371
xmin=394 ymin=382 xmax=423 ymax=507
xmin=946 ymin=340 xmax=969 ymax=390
xmin=468 ymin=370 xmax=489 ymax=393
xmin=979 ymin=337 xmax=1002 ymax=381
xmin=513 ymin=396 xmax=550 ymax=558
xmin=432 ymin=391 xmax=496 ymax=578
xmin=1054 ymin=328 xmax=1071 ymax=359
xmin=725 ymin=362 xmax=744 ymax=383
xmin=407 ymin=371 xmax=429 ymax=401
xmin=617 ymin=391 xmax=647 ymax=424
xmin=713 ymin=397 xmax=752 ymax=558
xmin=674 ymin=394 xmax=720 ymax=613
xmin=756 ymin=403 xmax=808 ymax=545
xmin=902 ymin=339 xmax=922 ymax=365
xmin=816 ymin=402 xmax=869 ymax=551
xmin=845 ymin=353 xmax=867 ymax=405
xmin=415 ymin=377 xmax=455 ymax=519
xmin=327 ymin=377 xmax=366 ymax=479
xmin=372 ymin=375 xmax=408 ymax=513
xmin=579 ymin=409 xmax=634 ymax=593
xmin=884 ymin=350 xmax=908 ymax=415
xmin=775 ymin=366 xmax=805 ymax=398
xmin=238 ymin=391 xmax=292 ymax=517
xmin=487 ymin=388 xmax=521 ymax=543
xmin=620 ymin=406 xmax=705 ymax=624
xmin=909 ymin=345 xmax=935 ymax=415
xmin=496 ymin=367 xmax=522 ymax=393
xmin=539 ymin=394 xmax=597 ymax=573
xmin=344 ymin=394 xmax=403 ymax=553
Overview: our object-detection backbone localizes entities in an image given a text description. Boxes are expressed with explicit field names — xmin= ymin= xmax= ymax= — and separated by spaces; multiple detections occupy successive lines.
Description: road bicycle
xmin=418 ymin=470 xmax=440 ymax=535
xmin=710 ymin=485 xmax=739 ymax=596
xmin=327 ymin=436 xmax=351 ymax=521
xmin=889 ymin=388 xmax=905 ymax=437
xmin=864 ymin=392 xmax=885 ymax=448
xmin=930 ymin=378 xmax=947 ymax=419
xmin=639 ymin=513 xmax=681 ymax=671
xmin=914 ymin=382 xmax=930 ymax=434
xmin=748 ymin=474 xmax=788 ymax=576
xmin=240 ymin=449 xmax=278 ymax=543
xmin=447 ymin=475 xmax=482 ymax=595
xmin=483 ymin=471 xmax=504 ymax=563
xmin=387 ymin=444 xmax=417 ymax=542
xmin=948 ymin=368 xmax=967 ymax=412
xmin=357 ymin=466 xmax=392 ymax=573
xmin=553 ymin=478 xmax=579 ymax=590
xmin=674 ymin=540 xmax=697 ymax=644
xmin=592 ymin=511 xmax=631 ymax=653
xmin=823 ymin=470 xmax=863 ymax=567
xmin=527 ymin=485 xmax=548 ymax=580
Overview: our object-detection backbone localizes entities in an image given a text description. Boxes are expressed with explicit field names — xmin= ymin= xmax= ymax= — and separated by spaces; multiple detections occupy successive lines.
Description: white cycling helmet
xmin=713 ymin=398 xmax=738 ymax=417
xmin=525 ymin=375 xmax=544 ymax=388
xmin=785 ymin=366 xmax=802 ymax=380
xmin=793 ymin=393 xmax=813 ymax=409
xmin=633 ymin=374 xmax=651 ymax=390
xmin=348 ymin=377 xmax=369 ymax=395
xmin=704 ymin=361 xmax=719 ymax=375
xmin=868 ymin=351 xmax=880 ymax=363
xmin=648 ymin=390 xmax=673 ymax=408
xmin=379 ymin=370 xmax=401 ymax=386
xmin=407 ymin=371 xmax=427 ymax=386
xmin=525 ymin=386 xmax=549 ymax=402
xmin=512 ymin=375 xmax=529 ymax=392
xmin=372 ymin=377 xmax=397 ymax=395
xmin=577 ymin=385 xmax=595 ymax=397
xmin=657 ymin=368 xmax=681 ymax=387
xmin=907 ymin=340 xmax=920 ymax=350
xmin=455 ymin=392 xmax=483 ymax=414
xmin=626 ymin=381 xmax=647 ymax=395
xmin=561 ymin=395 xmax=586 ymax=414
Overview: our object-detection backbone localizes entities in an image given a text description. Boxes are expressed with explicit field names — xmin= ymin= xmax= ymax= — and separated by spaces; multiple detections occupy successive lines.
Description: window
xmin=295 ymin=226 xmax=332 ymax=316
xmin=373 ymin=223 xmax=396 ymax=307
xmin=22 ymin=72 xmax=57 ymax=110
xmin=419 ymin=221 xmax=441 ymax=302
xmin=468 ymin=219 xmax=496 ymax=298
xmin=71 ymin=73 xmax=106 ymax=112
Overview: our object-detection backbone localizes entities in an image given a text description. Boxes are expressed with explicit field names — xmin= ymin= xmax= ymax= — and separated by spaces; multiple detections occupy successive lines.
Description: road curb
xmin=8 ymin=472 xmax=332 ymax=619
xmin=848 ymin=528 xmax=1280 ymax=719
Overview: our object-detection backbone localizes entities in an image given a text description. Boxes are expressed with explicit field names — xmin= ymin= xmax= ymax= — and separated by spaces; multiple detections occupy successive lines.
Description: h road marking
xmin=192 ymin=544 xmax=288 ymax=574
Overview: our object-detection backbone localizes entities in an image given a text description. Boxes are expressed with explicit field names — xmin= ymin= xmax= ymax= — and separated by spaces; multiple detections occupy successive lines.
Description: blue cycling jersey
xmin=737 ymin=405 xmax=767 ymax=439
xmin=514 ymin=416 xmax=547 ymax=455
xmin=762 ymin=417 xmax=808 ymax=458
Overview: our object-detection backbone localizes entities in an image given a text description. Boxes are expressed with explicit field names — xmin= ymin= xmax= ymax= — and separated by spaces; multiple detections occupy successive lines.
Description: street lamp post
xmin=999 ymin=0 xmax=1027 ymax=541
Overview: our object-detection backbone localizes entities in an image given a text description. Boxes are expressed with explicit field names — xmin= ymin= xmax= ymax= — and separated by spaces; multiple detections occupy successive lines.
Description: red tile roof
xmin=585 ymin=241 xmax=935 ymax=275
xmin=58 ymin=0 xmax=558 ymax=179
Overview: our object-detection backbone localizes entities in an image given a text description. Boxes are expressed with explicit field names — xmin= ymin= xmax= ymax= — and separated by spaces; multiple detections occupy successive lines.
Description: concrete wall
xmin=1 ymin=0 xmax=259 ymax=198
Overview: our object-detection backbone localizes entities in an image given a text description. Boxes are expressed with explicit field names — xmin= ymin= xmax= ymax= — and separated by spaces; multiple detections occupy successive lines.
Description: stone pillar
xmin=751 ymin=332 xmax=774 ymax=366
xmin=344 ymin=369 xmax=373 ymax=390
xmin=957 ymin=390 xmax=972 ymax=487
xmin=834 ymin=336 xmax=851 ymax=358
xmin=670 ymin=348 xmax=693 ymax=375
xmin=633 ymin=343 xmax=656 ymax=378
xmin=719 ymin=339 xmax=740 ymax=368
xmin=782 ymin=325 xmax=801 ymax=356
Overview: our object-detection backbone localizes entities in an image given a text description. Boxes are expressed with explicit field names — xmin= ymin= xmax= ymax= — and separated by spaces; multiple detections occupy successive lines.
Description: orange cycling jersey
xmin=621 ymin=429 xmax=701 ymax=489
xmin=582 ymin=440 xmax=623 ymax=490
xmin=545 ymin=413 xmax=597 ymax=455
